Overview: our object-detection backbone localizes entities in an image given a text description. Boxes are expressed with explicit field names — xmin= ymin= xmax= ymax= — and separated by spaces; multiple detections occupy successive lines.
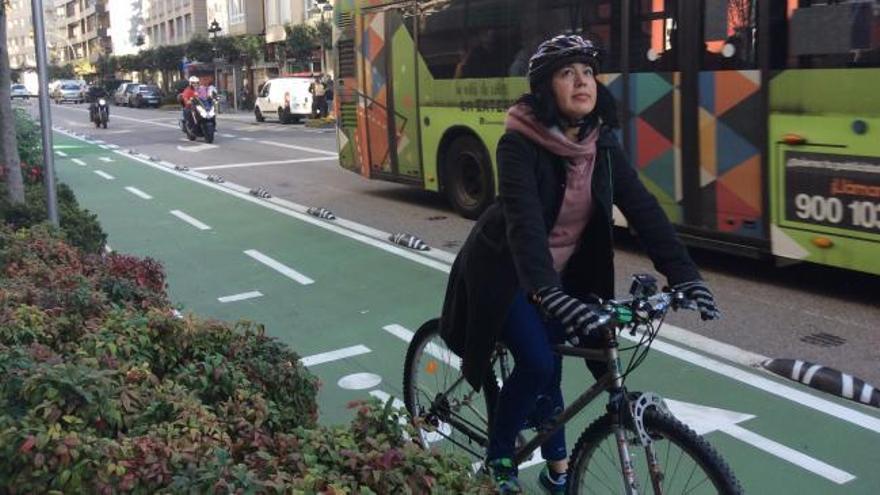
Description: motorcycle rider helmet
xmin=188 ymin=76 xmax=199 ymax=86
xmin=527 ymin=34 xmax=602 ymax=92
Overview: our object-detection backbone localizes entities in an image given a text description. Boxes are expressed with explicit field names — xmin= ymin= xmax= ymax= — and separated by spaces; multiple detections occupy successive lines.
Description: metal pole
xmin=232 ymin=65 xmax=238 ymax=112
xmin=31 ymin=0 xmax=59 ymax=226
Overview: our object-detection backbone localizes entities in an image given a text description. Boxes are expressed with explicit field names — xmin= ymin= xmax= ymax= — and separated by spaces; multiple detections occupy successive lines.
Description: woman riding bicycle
xmin=438 ymin=34 xmax=720 ymax=493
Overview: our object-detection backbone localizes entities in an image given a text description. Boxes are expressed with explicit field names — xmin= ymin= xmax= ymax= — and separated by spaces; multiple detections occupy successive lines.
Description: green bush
xmin=0 ymin=109 xmax=107 ymax=254
xmin=0 ymin=227 xmax=491 ymax=493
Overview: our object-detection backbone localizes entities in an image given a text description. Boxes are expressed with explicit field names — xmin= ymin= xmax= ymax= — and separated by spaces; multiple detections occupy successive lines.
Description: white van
xmin=254 ymin=77 xmax=313 ymax=124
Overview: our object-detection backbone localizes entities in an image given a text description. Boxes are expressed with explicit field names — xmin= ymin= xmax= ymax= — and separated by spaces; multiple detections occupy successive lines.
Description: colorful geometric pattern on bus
xmin=698 ymin=70 xmax=763 ymax=238
xmin=356 ymin=10 xmax=413 ymax=178
xmin=358 ymin=11 xmax=392 ymax=175
xmin=605 ymin=72 xmax=683 ymax=224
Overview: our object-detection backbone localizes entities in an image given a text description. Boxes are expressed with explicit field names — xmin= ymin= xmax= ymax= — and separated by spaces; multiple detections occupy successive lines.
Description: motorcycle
xmin=90 ymin=98 xmax=109 ymax=128
xmin=180 ymin=97 xmax=216 ymax=144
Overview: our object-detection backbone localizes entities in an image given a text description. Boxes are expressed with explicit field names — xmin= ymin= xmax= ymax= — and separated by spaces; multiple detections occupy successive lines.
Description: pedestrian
xmin=324 ymin=76 xmax=334 ymax=116
xmin=309 ymin=75 xmax=327 ymax=118
xmin=438 ymin=34 xmax=720 ymax=494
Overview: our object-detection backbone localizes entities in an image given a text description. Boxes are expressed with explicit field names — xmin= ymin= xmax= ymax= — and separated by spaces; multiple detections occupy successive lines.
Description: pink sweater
xmin=505 ymin=104 xmax=599 ymax=273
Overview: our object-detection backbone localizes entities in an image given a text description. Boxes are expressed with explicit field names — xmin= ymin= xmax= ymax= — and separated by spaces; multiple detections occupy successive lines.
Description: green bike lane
xmin=51 ymin=132 xmax=880 ymax=493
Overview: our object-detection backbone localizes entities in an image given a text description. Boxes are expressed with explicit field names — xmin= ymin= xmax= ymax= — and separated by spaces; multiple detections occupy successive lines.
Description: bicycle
xmin=403 ymin=274 xmax=742 ymax=494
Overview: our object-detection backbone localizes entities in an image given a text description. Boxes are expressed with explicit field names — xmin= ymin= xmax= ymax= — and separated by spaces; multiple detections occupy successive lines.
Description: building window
xmin=228 ymin=0 xmax=245 ymax=24
xmin=701 ymin=0 xmax=757 ymax=70
xmin=185 ymin=14 xmax=192 ymax=35
xmin=176 ymin=16 xmax=183 ymax=40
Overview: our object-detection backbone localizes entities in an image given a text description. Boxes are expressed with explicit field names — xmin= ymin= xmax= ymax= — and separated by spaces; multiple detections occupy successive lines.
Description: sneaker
xmin=538 ymin=464 xmax=568 ymax=494
xmin=487 ymin=457 xmax=522 ymax=493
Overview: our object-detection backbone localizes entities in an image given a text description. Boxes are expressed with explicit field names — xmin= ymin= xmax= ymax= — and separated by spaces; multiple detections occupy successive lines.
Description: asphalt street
xmin=36 ymin=100 xmax=880 ymax=391
xmin=43 ymin=125 xmax=880 ymax=493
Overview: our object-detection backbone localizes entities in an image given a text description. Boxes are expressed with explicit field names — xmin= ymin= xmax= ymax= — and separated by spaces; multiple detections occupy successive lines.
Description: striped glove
xmin=534 ymin=287 xmax=608 ymax=344
xmin=672 ymin=280 xmax=720 ymax=321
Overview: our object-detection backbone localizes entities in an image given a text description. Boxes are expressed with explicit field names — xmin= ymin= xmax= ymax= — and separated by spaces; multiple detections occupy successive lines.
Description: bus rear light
xmin=782 ymin=133 xmax=807 ymax=145
xmin=811 ymin=237 xmax=833 ymax=249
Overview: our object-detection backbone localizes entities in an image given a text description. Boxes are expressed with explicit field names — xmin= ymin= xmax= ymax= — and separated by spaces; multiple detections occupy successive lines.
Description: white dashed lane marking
xmin=170 ymin=210 xmax=212 ymax=230
xmin=244 ymin=249 xmax=314 ymax=285
xmin=300 ymin=345 xmax=372 ymax=367
xmin=125 ymin=186 xmax=152 ymax=199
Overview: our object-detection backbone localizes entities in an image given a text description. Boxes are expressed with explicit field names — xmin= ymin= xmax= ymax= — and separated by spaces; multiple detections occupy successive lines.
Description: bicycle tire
xmin=568 ymin=409 xmax=742 ymax=494
xmin=403 ymin=318 xmax=499 ymax=460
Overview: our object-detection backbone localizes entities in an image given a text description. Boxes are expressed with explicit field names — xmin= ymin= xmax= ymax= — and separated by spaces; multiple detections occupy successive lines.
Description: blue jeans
xmin=487 ymin=291 xmax=568 ymax=463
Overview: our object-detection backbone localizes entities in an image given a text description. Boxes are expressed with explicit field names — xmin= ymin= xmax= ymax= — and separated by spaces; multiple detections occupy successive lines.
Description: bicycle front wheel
xmin=402 ymin=318 xmax=499 ymax=461
xmin=568 ymin=409 xmax=742 ymax=494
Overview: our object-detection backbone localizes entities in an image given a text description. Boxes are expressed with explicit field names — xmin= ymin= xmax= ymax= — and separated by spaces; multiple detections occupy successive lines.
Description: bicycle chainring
xmin=629 ymin=392 xmax=670 ymax=447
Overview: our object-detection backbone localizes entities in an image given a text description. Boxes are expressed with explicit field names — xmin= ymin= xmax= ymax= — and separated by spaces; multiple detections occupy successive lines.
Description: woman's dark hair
xmin=516 ymin=78 xmax=619 ymax=138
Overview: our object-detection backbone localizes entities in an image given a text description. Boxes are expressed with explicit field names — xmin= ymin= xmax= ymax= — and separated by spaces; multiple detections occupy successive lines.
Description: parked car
xmin=254 ymin=77 xmax=312 ymax=124
xmin=129 ymin=84 xmax=162 ymax=108
xmin=113 ymin=82 xmax=137 ymax=105
xmin=10 ymin=84 xmax=30 ymax=99
xmin=52 ymin=82 xmax=85 ymax=104
xmin=85 ymin=85 xmax=108 ymax=103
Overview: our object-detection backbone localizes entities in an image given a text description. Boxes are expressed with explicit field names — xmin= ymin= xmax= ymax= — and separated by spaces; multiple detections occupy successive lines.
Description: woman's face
xmin=552 ymin=62 xmax=597 ymax=122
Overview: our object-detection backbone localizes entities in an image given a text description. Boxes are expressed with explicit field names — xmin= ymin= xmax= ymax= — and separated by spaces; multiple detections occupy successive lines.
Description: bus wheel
xmin=444 ymin=136 xmax=494 ymax=220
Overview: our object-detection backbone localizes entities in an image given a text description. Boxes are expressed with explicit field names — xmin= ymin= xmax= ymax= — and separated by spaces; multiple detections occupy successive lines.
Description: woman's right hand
xmin=533 ymin=287 xmax=609 ymax=344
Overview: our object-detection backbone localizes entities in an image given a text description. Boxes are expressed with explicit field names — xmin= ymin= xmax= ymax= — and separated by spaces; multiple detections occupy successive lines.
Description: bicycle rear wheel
xmin=568 ymin=409 xmax=742 ymax=494
xmin=402 ymin=318 xmax=499 ymax=461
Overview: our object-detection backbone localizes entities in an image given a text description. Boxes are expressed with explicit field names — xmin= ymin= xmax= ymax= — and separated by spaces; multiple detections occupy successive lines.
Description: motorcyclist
xmin=179 ymin=76 xmax=200 ymax=127
xmin=88 ymin=86 xmax=108 ymax=122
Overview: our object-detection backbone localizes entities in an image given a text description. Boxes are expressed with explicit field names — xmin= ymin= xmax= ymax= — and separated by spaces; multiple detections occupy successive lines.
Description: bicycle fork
xmin=606 ymin=334 xmax=665 ymax=495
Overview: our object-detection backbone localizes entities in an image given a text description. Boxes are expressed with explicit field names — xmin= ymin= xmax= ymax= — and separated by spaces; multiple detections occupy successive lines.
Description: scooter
xmin=90 ymin=98 xmax=109 ymax=128
xmin=180 ymin=97 xmax=216 ymax=143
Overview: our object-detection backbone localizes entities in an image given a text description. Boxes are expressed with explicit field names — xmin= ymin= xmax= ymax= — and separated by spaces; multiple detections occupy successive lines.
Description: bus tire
xmin=443 ymin=135 xmax=494 ymax=220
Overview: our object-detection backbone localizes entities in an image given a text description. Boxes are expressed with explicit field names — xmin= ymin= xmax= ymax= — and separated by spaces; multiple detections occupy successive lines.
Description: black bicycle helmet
xmin=527 ymin=34 xmax=602 ymax=91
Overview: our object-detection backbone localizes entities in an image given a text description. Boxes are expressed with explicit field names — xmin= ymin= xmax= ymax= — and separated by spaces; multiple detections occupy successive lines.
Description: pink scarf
xmin=505 ymin=103 xmax=600 ymax=273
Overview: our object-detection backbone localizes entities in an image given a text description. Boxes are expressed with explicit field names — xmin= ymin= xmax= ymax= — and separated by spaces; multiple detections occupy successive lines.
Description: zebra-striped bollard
xmin=250 ymin=187 xmax=272 ymax=198
xmin=174 ymin=165 xmax=190 ymax=172
xmin=763 ymin=358 xmax=879 ymax=408
xmin=307 ymin=207 xmax=336 ymax=220
xmin=389 ymin=232 xmax=430 ymax=251
xmin=206 ymin=175 xmax=225 ymax=183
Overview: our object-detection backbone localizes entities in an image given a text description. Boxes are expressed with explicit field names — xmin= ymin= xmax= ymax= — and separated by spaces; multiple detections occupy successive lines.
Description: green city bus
xmin=331 ymin=0 xmax=880 ymax=276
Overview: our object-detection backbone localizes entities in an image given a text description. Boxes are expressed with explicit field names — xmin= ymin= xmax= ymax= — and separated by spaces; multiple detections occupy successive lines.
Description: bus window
xmin=419 ymin=0 xmax=517 ymax=79
xmin=771 ymin=0 xmax=880 ymax=69
xmin=509 ymin=0 xmax=620 ymax=77
xmin=630 ymin=0 xmax=680 ymax=72
xmin=701 ymin=0 xmax=757 ymax=70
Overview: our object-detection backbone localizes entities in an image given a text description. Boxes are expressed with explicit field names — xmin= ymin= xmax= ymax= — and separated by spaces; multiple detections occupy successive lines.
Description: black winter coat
xmin=439 ymin=124 xmax=701 ymax=390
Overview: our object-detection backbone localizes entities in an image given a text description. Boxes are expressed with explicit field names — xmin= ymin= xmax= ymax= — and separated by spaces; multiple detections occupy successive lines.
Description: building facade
xmin=57 ymin=0 xmax=113 ymax=64
xmin=143 ymin=0 xmax=208 ymax=47
xmin=6 ymin=0 xmax=37 ymax=70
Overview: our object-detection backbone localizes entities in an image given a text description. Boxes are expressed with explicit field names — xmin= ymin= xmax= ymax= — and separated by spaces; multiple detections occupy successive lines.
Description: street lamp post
xmin=208 ymin=19 xmax=222 ymax=108
xmin=310 ymin=2 xmax=333 ymax=75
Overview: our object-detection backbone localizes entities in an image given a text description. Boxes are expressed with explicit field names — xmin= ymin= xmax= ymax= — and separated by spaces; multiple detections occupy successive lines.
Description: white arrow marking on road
xmin=244 ymin=249 xmax=314 ymax=285
xmin=176 ymin=143 xmax=218 ymax=152
xmin=665 ymin=399 xmax=856 ymax=484
xmin=99 ymin=156 xmax=114 ymax=162
xmin=93 ymin=170 xmax=114 ymax=180
xmin=71 ymin=158 xmax=86 ymax=166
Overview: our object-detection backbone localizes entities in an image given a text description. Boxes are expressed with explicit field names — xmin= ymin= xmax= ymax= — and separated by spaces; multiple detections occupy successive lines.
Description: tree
xmin=185 ymin=35 xmax=215 ymax=64
xmin=155 ymin=45 xmax=184 ymax=92
xmin=48 ymin=63 xmax=75 ymax=80
xmin=0 ymin=0 xmax=25 ymax=205
xmin=285 ymin=24 xmax=318 ymax=72
xmin=96 ymin=54 xmax=118 ymax=81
